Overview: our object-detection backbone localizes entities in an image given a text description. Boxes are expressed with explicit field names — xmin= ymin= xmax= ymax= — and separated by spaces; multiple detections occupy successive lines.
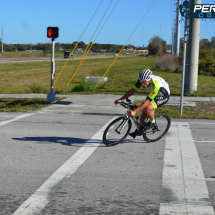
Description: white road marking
xmin=206 ymin=178 xmax=215 ymax=182
xmin=0 ymin=113 xmax=34 ymax=126
xmin=195 ymin=141 xmax=215 ymax=143
xmin=12 ymin=117 xmax=116 ymax=215
xmin=189 ymin=122 xmax=215 ymax=125
xmin=159 ymin=122 xmax=214 ymax=215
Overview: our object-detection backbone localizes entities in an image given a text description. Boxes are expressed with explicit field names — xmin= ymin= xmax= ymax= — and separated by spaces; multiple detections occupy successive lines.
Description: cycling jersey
xmin=133 ymin=75 xmax=170 ymax=109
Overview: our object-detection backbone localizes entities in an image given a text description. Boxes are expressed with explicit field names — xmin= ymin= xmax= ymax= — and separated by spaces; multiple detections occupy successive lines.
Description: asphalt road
xmin=0 ymin=55 xmax=123 ymax=64
xmin=0 ymin=96 xmax=215 ymax=215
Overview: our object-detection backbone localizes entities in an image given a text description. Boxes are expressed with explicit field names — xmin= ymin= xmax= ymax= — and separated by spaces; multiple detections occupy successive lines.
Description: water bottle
xmin=136 ymin=117 xmax=141 ymax=125
xmin=133 ymin=116 xmax=141 ymax=127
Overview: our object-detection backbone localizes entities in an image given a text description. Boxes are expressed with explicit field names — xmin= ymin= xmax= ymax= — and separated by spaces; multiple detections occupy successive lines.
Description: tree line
xmin=0 ymin=41 xmax=146 ymax=53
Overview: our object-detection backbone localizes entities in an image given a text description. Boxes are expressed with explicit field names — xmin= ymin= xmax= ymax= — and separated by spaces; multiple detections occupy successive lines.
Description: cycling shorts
xmin=150 ymin=95 xmax=170 ymax=109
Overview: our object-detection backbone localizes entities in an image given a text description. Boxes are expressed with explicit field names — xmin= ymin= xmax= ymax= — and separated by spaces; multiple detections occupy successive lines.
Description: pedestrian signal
xmin=47 ymin=27 xmax=59 ymax=39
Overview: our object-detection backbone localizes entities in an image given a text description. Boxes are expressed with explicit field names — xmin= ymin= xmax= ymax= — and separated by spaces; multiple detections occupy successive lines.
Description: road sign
xmin=47 ymin=27 xmax=59 ymax=39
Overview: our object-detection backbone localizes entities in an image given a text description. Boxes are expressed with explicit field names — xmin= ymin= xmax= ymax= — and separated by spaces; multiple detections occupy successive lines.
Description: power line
xmin=78 ymin=0 xmax=104 ymax=42
xmin=125 ymin=0 xmax=157 ymax=45
xmin=91 ymin=0 xmax=113 ymax=41
xmin=94 ymin=0 xmax=120 ymax=42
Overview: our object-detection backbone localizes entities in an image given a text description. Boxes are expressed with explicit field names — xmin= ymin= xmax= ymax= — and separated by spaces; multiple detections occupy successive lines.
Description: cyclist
xmin=115 ymin=69 xmax=170 ymax=139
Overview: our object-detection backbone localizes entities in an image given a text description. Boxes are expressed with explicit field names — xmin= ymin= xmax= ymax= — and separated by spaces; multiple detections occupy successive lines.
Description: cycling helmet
xmin=139 ymin=69 xmax=152 ymax=82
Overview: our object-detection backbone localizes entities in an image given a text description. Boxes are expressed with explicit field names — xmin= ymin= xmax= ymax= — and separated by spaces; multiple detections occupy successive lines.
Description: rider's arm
xmin=115 ymin=88 xmax=136 ymax=106
xmin=118 ymin=79 xmax=141 ymax=101
xmin=119 ymin=88 xmax=136 ymax=100
xmin=115 ymin=80 xmax=141 ymax=106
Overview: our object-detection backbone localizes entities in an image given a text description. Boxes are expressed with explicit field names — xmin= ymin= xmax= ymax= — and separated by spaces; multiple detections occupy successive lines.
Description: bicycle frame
xmin=119 ymin=99 xmax=161 ymax=134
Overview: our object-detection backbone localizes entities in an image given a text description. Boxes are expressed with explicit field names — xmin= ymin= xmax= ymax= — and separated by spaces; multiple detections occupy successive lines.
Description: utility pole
xmin=176 ymin=0 xmax=181 ymax=57
xmin=172 ymin=27 xmax=175 ymax=54
xmin=180 ymin=7 xmax=189 ymax=116
xmin=175 ymin=0 xmax=181 ymax=57
xmin=185 ymin=0 xmax=201 ymax=94
xmin=1 ymin=26 xmax=3 ymax=53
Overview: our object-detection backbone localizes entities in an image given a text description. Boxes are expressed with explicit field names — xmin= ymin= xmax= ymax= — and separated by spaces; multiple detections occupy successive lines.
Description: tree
xmin=180 ymin=37 xmax=184 ymax=51
xmin=0 ymin=38 xmax=2 ymax=52
xmin=17 ymin=44 xmax=27 ymax=51
xmin=41 ymin=43 xmax=51 ymax=52
xmin=166 ymin=44 xmax=172 ymax=51
xmin=91 ymin=43 xmax=101 ymax=52
xmin=199 ymin=39 xmax=211 ymax=49
xmin=104 ymin=44 xmax=113 ymax=52
xmin=4 ymin=44 xmax=16 ymax=52
xmin=27 ymin=43 xmax=33 ymax=50
xmin=211 ymin=36 xmax=215 ymax=48
xmin=78 ymin=41 xmax=86 ymax=49
xmin=148 ymin=36 xmax=166 ymax=55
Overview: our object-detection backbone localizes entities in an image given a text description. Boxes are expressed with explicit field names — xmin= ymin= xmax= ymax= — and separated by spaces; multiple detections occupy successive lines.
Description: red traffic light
xmin=47 ymin=27 xmax=59 ymax=39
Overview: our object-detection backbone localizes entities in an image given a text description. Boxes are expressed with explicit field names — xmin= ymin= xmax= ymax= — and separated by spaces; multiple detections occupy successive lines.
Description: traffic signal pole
xmin=47 ymin=37 xmax=57 ymax=103
xmin=46 ymin=26 xmax=58 ymax=103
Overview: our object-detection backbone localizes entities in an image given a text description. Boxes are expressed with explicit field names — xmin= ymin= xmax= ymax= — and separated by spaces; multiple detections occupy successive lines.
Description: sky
xmin=0 ymin=0 xmax=215 ymax=47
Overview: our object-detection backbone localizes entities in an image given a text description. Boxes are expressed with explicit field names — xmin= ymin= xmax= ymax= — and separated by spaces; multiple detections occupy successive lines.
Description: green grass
xmin=0 ymin=52 xmax=50 ymax=58
xmin=0 ymin=56 xmax=215 ymax=96
xmin=0 ymin=97 xmax=64 ymax=112
xmin=134 ymin=100 xmax=215 ymax=120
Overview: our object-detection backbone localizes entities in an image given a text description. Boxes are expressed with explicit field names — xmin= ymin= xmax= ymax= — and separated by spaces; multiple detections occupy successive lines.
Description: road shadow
xmin=12 ymin=136 xmax=136 ymax=147
xmin=54 ymin=101 xmax=73 ymax=105
xmin=12 ymin=136 xmax=88 ymax=147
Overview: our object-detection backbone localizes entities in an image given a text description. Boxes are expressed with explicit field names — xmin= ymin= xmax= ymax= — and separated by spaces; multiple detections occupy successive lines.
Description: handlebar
xmin=118 ymin=98 xmax=137 ymax=110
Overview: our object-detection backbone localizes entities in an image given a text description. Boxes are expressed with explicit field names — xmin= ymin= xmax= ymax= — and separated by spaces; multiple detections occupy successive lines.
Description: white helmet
xmin=139 ymin=69 xmax=152 ymax=82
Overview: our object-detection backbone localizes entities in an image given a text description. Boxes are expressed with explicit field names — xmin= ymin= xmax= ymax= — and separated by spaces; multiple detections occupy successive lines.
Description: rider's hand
xmin=114 ymin=99 xmax=122 ymax=107
xmin=129 ymin=110 xmax=136 ymax=117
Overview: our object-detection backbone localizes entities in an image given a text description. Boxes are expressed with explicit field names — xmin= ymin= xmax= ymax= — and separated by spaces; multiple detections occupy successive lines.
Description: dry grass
xmin=154 ymin=54 xmax=181 ymax=73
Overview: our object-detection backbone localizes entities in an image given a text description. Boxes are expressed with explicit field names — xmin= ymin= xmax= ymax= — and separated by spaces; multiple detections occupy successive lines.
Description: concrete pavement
xmin=0 ymin=94 xmax=214 ymax=115
xmin=0 ymin=93 xmax=214 ymax=101
xmin=0 ymin=94 xmax=215 ymax=214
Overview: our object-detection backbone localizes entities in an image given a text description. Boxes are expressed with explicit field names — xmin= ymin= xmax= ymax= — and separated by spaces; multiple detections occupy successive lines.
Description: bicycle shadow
xmin=12 ymin=136 xmax=89 ymax=147
xmin=12 ymin=136 xmax=140 ymax=147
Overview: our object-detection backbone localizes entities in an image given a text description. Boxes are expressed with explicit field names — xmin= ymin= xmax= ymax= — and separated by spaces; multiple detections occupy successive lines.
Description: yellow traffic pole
xmin=93 ymin=44 xmax=125 ymax=91
xmin=66 ymin=41 xmax=92 ymax=84
xmin=72 ymin=40 xmax=92 ymax=73
xmin=66 ymin=41 xmax=94 ymax=87
xmin=63 ymin=41 xmax=94 ymax=93
xmin=53 ymin=42 xmax=78 ymax=86
xmin=85 ymin=41 xmax=94 ymax=58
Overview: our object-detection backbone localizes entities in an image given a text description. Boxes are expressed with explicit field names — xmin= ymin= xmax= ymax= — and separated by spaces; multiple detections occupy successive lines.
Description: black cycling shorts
xmin=150 ymin=95 xmax=170 ymax=109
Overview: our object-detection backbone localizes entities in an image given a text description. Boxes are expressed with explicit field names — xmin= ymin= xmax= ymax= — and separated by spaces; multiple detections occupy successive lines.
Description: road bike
xmin=103 ymin=98 xmax=171 ymax=146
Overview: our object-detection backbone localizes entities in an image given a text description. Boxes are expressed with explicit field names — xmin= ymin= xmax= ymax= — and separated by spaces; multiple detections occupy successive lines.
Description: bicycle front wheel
xmin=143 ymin=114 xmax=171 ymax=142
xmin=103 ymin=117 xmax=132 ymax=146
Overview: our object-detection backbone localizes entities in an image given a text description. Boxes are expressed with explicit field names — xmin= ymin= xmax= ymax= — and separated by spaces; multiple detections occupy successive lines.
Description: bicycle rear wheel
xmin=103 ymin=117 xmax=132 ymax=146
xmin=143 ymin=114 xmax=171 ymax=142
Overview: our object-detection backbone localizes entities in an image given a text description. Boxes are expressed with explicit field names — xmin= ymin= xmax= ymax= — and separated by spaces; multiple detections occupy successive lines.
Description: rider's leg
xmin=140 ymin=102 xmax=155 ymax=125
xmin=139 ymin=102 xmax=156 ymax=130
xmin=129 ymin=103 xmax=155 ymax=139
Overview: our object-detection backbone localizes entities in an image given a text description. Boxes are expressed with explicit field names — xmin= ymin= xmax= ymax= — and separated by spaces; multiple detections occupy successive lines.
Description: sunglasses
xmin=140 ymin=81 xmax=148 ymax=84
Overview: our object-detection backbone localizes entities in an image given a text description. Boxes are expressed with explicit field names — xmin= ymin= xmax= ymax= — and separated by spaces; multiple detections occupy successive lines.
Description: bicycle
xmin=103 ymin=98 xmax=171 ymax=146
